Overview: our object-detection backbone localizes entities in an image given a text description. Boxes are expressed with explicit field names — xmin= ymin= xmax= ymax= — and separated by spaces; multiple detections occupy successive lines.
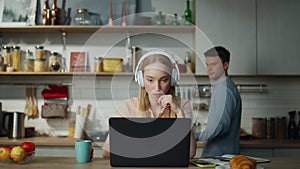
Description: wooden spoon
xmin=32 ymin=87 xmax=39 ymax=117
xmin=24 ymin=87 xmax=29 ymax=115
xmin=27 ymin=87 xmax=33 ymax=117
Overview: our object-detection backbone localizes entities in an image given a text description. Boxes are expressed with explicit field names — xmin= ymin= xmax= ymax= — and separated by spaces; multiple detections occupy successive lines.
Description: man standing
xmin=198 ymin=46 xmax=242 ymax=157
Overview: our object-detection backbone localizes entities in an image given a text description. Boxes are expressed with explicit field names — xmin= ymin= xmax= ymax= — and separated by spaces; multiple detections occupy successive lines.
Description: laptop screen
xmin=109 ymin=118 xmax=191 ymax=167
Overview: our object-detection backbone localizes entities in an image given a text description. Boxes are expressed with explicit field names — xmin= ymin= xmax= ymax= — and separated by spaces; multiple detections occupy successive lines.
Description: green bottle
xmin=184 ymin=0 xmax=192 ymax=24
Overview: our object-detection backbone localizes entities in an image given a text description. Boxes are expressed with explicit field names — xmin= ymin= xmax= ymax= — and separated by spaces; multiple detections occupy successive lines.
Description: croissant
xmin=229 ymin=155 xmax=257 ymax=169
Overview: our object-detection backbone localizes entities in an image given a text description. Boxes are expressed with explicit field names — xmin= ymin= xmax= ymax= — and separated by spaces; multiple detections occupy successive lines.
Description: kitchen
xmin=0 ymin=0 xmax=300 ymax=168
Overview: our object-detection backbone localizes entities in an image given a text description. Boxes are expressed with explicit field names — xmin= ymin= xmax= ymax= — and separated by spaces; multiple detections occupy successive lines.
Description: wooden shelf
xmin=0 ymin=25 xmax=195 ymax=34
xmin=0 ymin=72 xmax=197 ymax=85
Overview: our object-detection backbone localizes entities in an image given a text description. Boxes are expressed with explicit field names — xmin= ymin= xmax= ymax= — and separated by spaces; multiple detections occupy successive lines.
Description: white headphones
xmin=134 ymin=49 xmax=180 ymax=87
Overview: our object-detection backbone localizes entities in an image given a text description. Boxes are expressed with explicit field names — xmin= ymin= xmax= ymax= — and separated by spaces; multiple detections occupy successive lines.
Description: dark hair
xmin=204 ymin=46 xmax=230 ymax=63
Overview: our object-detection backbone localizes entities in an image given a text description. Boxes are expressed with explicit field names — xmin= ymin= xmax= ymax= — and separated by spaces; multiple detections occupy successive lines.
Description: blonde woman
xmin=102 ymin=50 xmax=196 ymax=158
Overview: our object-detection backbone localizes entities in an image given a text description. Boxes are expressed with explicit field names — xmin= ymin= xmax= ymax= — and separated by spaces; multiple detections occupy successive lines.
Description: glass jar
xmin=23 ymin=59 xmax=34 ymax=72
xmin=34 ymin=59 xmax=46 ymax=72
xmin=2 ymin=46 xmax=11 ymax=67
xmin=48 ymin=51 xmax=61 ymax=72
xmin=11 ymin=46 xmax=21 ymax=71
xmin=94 ymin=57 xmax=103 ymax=72
xmin=152 ymin=11 xmax=166 ymax=25
xmin=35 ymin=45 xmax=44 ymax=59
xmin=73 ymin=8 xmax=90 ymax=25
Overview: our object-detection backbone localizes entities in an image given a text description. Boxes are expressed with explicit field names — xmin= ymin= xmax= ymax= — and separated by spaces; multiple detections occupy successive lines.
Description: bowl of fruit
xmin=0 ymin=141 xmax=35 ymax=164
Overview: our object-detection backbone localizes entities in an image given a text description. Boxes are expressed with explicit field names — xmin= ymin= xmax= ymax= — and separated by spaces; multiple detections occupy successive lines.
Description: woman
xmin=102 ymin=50 xmax=196 ymax=158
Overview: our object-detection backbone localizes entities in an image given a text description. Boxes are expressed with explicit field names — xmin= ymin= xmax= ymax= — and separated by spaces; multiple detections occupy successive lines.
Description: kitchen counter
xmin=0 ymin=157 xmax=299 ymax=169
xmin=0 ymin=136 xmax=300 ymax=148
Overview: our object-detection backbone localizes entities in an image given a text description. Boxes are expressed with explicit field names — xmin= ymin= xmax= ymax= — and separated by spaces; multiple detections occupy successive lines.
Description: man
xmin=198 ymin=46 xmax=242 ymax=157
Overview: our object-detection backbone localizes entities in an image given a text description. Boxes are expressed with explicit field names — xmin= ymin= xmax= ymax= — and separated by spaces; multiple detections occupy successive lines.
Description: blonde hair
xmin=137 ymin=54 xmax=178 ymax=112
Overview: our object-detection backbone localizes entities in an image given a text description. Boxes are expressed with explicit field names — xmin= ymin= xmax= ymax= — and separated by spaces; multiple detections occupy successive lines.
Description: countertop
xmin=0 ymin=157 xmax=299 ymax=169
xmin=1 ymin=136 xmax=300 ymax=148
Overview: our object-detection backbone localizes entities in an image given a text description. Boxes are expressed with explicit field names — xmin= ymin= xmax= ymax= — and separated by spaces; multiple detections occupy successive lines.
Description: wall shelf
xmin=0 ymin=25 xmax=195 ymax=34
xmin=0 ymin=72 xmax=197 ymax=85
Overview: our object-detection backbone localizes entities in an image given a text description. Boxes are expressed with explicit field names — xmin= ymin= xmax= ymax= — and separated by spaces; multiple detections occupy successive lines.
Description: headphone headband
xmin=134 ymin=49 xmax=180 ymax=86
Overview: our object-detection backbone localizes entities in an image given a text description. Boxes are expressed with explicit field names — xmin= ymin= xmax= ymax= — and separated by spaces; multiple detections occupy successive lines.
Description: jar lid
xmin=94 ymin=56 xmax=103 ymax=61
xmin=77 ymin=8 xmax=88 ymax=13
xmin=50 ymin=51 xmax=59 ymax=56
xmin=12 ymin=46 xmax=20 ymax=50
xmin=35 ymin=45 xmax=44 ymax=49
xmin=2 ymin=45 xmax=11 ymax=50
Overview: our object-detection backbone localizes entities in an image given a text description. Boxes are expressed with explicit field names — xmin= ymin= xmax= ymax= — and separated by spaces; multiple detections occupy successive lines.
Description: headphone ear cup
xmin=137 ymin=70 xmax=144 ymax=87
xmin=171 ymin=68 xmax=178 ymax=86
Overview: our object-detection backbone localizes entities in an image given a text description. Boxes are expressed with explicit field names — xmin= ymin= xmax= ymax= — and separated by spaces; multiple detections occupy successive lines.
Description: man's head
xmin=204 ymin=46 xmax=230 ymax=80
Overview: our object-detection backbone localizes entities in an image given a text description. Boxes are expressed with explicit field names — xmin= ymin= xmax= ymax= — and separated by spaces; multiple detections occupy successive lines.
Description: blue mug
xmin=75 ymin=140 xmax=92 ymax=163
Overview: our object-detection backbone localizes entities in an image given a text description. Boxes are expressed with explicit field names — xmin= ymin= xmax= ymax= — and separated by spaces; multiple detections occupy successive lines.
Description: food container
xmin=102 ymin=58 xmax=123 ymax=72
xmin=35 ymin=45 xmax=44 ymax=59
xmin=252 ymin=118 xmax=266 ymax=139
xmin=94 ymin=57 xmax=103 ymax=72
xmin=23 ymin=59 xmax=34 ymax=72
xmin=34 ymin=59 xmax=46 ymax=72
xmin=0 ymin=150 xmax=35 ymax=164
xmin=11 ymin=46 xmax=21 ymax=71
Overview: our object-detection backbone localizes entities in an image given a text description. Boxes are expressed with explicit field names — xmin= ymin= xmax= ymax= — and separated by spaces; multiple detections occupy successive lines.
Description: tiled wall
xmin=1 ymin=76 xmax=300 ymax=136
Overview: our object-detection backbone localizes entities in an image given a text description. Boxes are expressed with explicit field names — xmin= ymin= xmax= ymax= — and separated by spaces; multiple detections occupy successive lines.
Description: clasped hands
xmin=157 ymin=95 xmax=179 ymax=118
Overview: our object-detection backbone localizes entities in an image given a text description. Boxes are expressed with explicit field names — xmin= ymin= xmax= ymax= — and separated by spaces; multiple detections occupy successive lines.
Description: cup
xmin=75 ymin=140 xmax=92 ymax=163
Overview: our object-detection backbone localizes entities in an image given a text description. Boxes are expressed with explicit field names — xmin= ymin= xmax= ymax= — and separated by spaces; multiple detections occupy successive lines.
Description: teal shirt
xmin=198 ymin=76 xmax=242 ymax=157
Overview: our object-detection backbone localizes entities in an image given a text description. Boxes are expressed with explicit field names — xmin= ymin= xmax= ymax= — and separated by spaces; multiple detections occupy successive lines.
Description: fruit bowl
xmin=0 ymin=150 xmax=35 ymax=164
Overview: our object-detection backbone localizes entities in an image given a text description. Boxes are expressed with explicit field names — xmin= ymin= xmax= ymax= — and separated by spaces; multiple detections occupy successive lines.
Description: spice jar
xmin=94 ymin=57 xmax=103 ymax=72
xmin=34 ymin=59 xmax=46 ymax=72
xmin=276 ymin=117 xmax=287 ymax=139
xmin=1 ymin=46 xmax=11 ymax=67
xmin=266 ymin=117 xmax=276 ymax=139
xmin=252 ymin=118 xmax=266 ymax=139
xmin=35 ymin=45 xmax=44 ymax=59
xmin=23 ymin=59 xmax=34 ymax=72
xmin=11 ymin=46 xmax=21 ymax=71
xmin=73 ymin=8 xmax=90 ymax=25
xmin=48 ymin=51 xmax=61 ymax=72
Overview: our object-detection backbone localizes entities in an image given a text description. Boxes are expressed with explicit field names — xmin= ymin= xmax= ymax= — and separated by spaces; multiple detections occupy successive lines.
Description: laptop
xmin=109 ymin=117 xmax=191 ymax=167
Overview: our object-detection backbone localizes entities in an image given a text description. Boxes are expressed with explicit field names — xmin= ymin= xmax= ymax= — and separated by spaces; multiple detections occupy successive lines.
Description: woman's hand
xmin=158 ymin=94 xmax=181 ymax=116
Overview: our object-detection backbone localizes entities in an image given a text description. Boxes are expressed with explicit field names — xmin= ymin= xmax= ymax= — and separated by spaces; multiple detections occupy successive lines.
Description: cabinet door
xmin=195 ymin=0 xmax=256 ymax=75
xmin=257 ymin=0 xmax=300 ymax=75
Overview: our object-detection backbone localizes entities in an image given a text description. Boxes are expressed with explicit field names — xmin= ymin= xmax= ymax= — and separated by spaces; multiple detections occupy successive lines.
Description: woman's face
xmin=143 ymin=62 xmax=171 ymax=102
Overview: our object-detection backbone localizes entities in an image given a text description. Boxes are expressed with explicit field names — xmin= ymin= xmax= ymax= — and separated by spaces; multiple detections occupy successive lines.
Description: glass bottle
xmin=60 ymin=0 xmax=66 ymax=25
xmin=193 ymin=122 xmax=201 ymax=141
xmin=42 ymin=0 xmax=51 ymax=25
xmin=171 ymin=13 xmax=180 ymax=26
xmin=287 ymin=111 xmax=297 ymax=139
xmin=125 ymin=33 xmax=132 ymax=72
xmin=65 ymin=8 xmax=72 ymax=25
xmin=51 ymin=0 xmax=59 ymax=25
xmin=73 ymin=8 xmax=90 ymax=25
xmin=184 ymin=0 xmax=192 ymax=24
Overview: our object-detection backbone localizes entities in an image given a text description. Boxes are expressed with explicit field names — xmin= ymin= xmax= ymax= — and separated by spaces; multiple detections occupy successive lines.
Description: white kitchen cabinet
xmin=257 ymin=0 xmax=300 ymax=75
xmin=195 ymin=0 xmax=256 ymax=75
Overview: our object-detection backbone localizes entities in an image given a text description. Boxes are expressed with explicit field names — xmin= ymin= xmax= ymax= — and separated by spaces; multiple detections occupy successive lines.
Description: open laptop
xmin=109 ymin=117 xmax=191 ymax=167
